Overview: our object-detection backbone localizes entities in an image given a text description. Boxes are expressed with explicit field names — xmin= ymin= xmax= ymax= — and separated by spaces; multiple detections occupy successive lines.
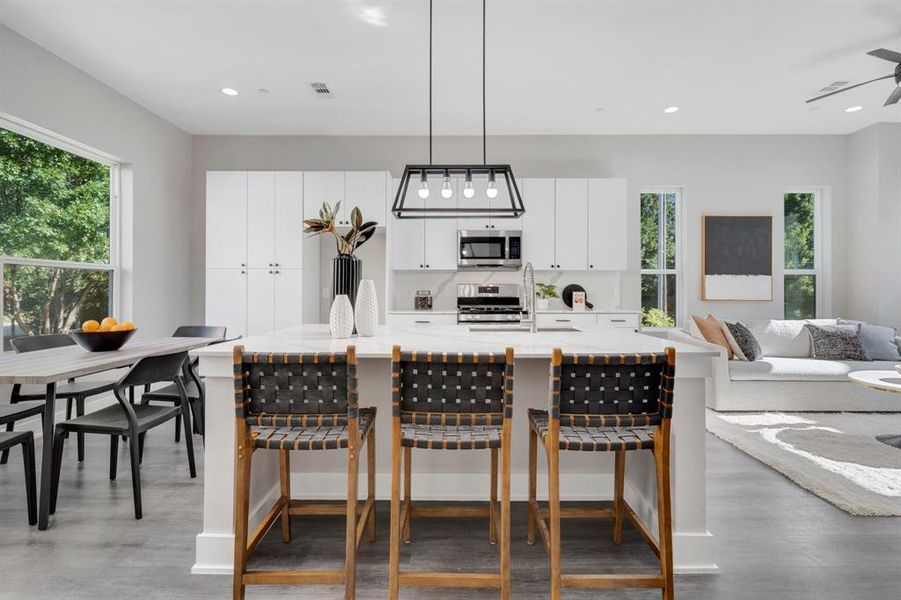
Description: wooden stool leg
xmin=527 ymin=428 xmax=537 ymax=545
xmin=345 ymin=443 xmax=359 ymax=600
xmin=367 ymin=428 xmax=376 ymax=543
xmin=279 ymin=449 xmax=291 ymax=543
xmin=489 ymin=447 xmax=498 ymax=544
xmin=613 ymin=449 xmax=625 ymax=544
xmin=656 ymin=437 xmax=674 ymax=600
xmin=548 ymin=442 xmax=562 ymax=600
xmin=500 ymin=426 xmax=511 ymax=600
xmin=232 ymin=426 xmax=252 ymax=600
xmin=403 ymin=446 xmax=412 ymax=543
xmin=388 ymin=436 xmax=402 ymax=600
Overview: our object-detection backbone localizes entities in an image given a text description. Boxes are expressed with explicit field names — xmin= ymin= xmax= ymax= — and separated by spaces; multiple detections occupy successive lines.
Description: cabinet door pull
xmin=555 ymin=319 xmax=571 ymax=323
xmin=420 ymin=264 xmax=424 ymax=268
xmin=414 ymin=320 xmax=430 ymax=324
xmin=589 ymin=264 xmax=594 ymax=269
xmin=611 ymin=319 xmax=626 ymax=323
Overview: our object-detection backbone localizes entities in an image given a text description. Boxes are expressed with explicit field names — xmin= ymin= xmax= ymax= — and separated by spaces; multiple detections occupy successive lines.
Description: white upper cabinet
xmin=246 ymin=172 xmax=275 ymax=269
xmin=390 ymin=179 xmax=426 ymax=270
xmin=274 ymin=172 xmax=304 ymax=268
xmin=206 ymin=171 xmax=247 ymax=268
xmin=345 ymin=171 xmax=387 ymax=226
xmin=554 ymin=179 xmax=589 ymax=270
xmin=303 ymin=171 xmax=345 ymax=222
xmin=456 ymin=175 xmax=521 ymax=231
xmin=587 ymin=178 xmax=628 ymax=270
xmin=521 ymin=178 xmax=557 ymax=269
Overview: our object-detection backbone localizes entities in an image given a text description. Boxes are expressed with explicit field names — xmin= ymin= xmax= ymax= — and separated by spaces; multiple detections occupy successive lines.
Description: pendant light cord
xmin=483 ymin=0 xmax=487 ymax=165
xmin=429 ymin=0 xmax=433 ymax=164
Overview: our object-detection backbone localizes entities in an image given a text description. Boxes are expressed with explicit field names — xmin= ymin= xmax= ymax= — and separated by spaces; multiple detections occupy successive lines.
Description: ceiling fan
xmin=806 ymin=48 xmax=901 ymax=106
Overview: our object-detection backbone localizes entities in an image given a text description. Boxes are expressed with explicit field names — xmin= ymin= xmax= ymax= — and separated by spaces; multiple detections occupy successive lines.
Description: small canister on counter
xmin=414 ymin=289 xmax=433 ymax=311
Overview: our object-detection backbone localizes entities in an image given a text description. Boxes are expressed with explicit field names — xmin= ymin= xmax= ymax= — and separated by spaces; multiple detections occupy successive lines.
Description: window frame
xmin=640 ymin=186 xmax=684 ymax=330
xmin=783 ymin=187 xmax=831 ymax=319
xmin=0 ymin=115 xmax=120 ymax=351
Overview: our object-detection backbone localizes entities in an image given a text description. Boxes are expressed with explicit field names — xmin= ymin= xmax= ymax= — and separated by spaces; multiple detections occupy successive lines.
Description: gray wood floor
xmin=1 ymin=427 xmax=900 ymax=599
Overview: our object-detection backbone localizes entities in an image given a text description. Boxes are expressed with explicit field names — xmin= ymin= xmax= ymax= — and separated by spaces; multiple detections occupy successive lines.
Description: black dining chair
xmin=50 ymin=350 xmax=197 ymax=520
xmin=0 ymin=402 xmax=44 ymax=525
xmin=1 ymin=333 xmax=118 ymax=465
xmin=0 ymin=430 xmax=37 ymax=526
xmin=142 ymin=325 xmax=227 ymax=440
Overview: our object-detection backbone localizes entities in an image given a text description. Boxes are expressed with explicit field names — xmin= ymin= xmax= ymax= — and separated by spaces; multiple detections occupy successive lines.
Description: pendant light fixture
xmin=391 ymin=0 xmax=525 ymax=219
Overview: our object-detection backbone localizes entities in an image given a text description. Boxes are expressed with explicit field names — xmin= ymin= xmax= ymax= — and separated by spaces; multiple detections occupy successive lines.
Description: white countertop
xmin=193 ymin=324 xmax=715 ymax=360
xmin=387 ymin=308 xmax=640 ymax=315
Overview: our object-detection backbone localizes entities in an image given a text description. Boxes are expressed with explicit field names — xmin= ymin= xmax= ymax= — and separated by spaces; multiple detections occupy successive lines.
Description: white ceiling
xmin=2 ymin=0 xmax=900 ymax=135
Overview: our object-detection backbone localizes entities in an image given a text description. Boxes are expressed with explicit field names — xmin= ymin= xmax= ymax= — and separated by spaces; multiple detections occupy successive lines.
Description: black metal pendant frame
xmin=391 ymin=164 xmax=524 ymax=219
xmin=392 ymin=0 xmax=525 ymax=221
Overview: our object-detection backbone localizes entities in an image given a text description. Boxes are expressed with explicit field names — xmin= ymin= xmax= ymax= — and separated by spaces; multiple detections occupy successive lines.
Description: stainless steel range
xmin=456 ymin=283 xmax=524 ymax=324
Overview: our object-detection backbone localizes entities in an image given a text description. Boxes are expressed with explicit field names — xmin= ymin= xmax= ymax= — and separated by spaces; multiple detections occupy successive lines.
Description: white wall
xmin=0 ymin=25 xmax=193 ymax=338
xmin=192 ymin=134 xmax=850 ymax=324
xmin=847 ymin=123 xmax=901 ymax=328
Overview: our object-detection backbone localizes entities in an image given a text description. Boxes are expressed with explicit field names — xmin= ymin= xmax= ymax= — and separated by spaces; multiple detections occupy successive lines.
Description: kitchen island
xmin=190 ymin=324 xmax=718 ymax=575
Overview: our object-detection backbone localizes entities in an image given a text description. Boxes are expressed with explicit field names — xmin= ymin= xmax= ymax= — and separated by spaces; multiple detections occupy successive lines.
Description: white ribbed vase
xmin=355 ymin=279 xmax=379 ymax=337
xmin=329 ymin=294 xmax=354 ymax=339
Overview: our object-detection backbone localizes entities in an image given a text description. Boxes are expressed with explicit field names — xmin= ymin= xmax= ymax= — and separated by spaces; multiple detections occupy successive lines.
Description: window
xmin=640 ymin=189 xmax=680 ymax=328
xmin=784 ymin=191 xmax=819 ymax=319
xmin=0 ymin=125 xmax=117 ymax=351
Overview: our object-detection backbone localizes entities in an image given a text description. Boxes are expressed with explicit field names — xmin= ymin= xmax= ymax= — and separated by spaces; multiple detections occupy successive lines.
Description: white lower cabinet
xmin=205 ymin=269 xmax=247 ymax=337
xmin=206 ymin=268 xmax=304 ymax=337
xmin=386 ymin=313 xmax=458 ymax=327
xmin=536 ymin=312 xmax=640 ymax=330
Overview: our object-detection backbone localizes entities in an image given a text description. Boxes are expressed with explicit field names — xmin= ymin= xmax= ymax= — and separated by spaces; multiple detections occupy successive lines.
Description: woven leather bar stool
xmin=388 ymin=346 xmax=514 ymax=600
xmin=231 ymin=345 xmax=376 ymax=600
xmin=528 ymin=348 xmax=677 ymax=600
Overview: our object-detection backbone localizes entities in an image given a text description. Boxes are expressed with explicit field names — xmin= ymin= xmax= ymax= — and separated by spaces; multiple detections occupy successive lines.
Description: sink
xmin=468 ymin=325 xmax=580 ymax=333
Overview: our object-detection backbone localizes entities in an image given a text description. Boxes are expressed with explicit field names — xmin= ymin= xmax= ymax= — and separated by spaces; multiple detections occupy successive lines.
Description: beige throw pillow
xmin=691 ymin=314 xmax=734 ymax=359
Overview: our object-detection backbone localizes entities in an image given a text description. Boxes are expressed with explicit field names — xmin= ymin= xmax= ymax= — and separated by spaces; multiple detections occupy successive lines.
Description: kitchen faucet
xmin=522 ymin=262 xmax=537 ymax=334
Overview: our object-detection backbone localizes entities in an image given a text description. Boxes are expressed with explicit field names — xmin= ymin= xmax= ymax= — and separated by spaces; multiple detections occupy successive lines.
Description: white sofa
xmin=666 ymin=319 xmax=901 ymax=412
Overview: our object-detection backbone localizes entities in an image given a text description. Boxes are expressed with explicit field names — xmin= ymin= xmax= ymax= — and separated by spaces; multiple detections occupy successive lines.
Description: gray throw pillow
xmin=724 ymin=321 xmax=763 ymax=361
xmin=805 ymin=324 xmax=870 ymax=361
xmin=838 ymin=319 xmax=900 ymax=361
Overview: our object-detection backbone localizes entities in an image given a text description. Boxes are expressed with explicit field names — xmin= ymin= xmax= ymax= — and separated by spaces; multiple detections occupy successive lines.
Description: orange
xmin=120 ymin=321 xmax=135 ymax=331
xmin=100 ymin=317 xmax=118 ymax=328
xmin=98 ymin=324 xmax=113 ymax=332
xmin=82 ymin=320 xmax=100 ymax=332
xmin=111 ymin=324 xmax=128 ymax=331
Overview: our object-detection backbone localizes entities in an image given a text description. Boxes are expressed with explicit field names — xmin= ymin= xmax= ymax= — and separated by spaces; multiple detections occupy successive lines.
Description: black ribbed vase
xmin=332 ymin=254 xmax=362 ymax=309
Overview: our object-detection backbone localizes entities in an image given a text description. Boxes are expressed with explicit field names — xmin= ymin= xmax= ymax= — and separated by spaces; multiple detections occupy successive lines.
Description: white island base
xmin=191 ymin=325 xmax=718 ymax=575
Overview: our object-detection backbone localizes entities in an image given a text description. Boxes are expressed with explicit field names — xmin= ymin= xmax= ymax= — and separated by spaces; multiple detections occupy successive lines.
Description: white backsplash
xmin=392 ymin=270 xmax=623 ymax=312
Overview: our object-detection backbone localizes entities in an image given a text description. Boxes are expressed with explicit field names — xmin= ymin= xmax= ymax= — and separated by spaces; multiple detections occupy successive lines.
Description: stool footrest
xmin=411 ymin=504 xmax=491 ymax=518
xmin=242 ymin=569 xmax=345 ymax=585
xmin=398 ymin=571 xmax=502 ymax=589
xmin=561 ymin=574 xmax=664 ymax=589
xmin=288 ymin=500 xmax=365 ymax=516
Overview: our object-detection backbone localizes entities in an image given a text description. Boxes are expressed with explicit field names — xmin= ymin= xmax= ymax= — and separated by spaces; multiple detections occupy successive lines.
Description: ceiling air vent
xmin=818 ymin=80 xmax=851 ymax=93
xmin=309 ymin=82 xmax=334 ymax=98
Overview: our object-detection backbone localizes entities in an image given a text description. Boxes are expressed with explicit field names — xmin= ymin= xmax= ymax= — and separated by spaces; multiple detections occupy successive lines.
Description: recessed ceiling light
xmin=353 ymin=5 xmax=387 ymax=26
xmin=220 ymin=87 xmax=239 ymax=96
xmin=845 ymin=105 xmax=863 ymax=113
xmin=663 ymin=106 xmax=679 ymax=114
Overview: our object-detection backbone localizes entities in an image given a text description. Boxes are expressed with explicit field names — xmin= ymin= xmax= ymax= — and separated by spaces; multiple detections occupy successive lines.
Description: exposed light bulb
xmin=463 ymin=180 xmax=475 ymax=199
xmin=417 ymin=179 xmax=430 ymax=199
xmin=486 ymin=171 xmax=498 ymax=199
xmin=441 ymin=174 xmax=453 ymax=199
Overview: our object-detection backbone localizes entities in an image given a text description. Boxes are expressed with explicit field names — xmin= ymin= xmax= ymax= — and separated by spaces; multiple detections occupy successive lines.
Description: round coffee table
xmin=849 ymin=369 xmax=901 ymax=448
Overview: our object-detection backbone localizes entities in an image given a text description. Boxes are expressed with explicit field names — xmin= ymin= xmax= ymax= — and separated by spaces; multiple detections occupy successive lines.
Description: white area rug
xmin=706 ymin=410 xmax=901 ymax=516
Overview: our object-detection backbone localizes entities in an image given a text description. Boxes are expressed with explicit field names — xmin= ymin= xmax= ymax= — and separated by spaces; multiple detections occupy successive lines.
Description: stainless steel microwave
xmin=458 ymin=230 xmax=522 ymax=269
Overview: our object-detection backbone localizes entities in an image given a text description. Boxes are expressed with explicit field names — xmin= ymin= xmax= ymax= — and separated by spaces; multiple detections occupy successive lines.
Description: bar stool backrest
xmin=391 ymin=348 xmax=514 ymax=426
xmin=550 ymin=349 xmax=676 ymax=427
xmin=233 ymin=347 xmax=358 ymax=426
xmin=10 ymin=333 xmax=75 ymax=353
xmin=172 ymin=325 xmax=226 ymax=339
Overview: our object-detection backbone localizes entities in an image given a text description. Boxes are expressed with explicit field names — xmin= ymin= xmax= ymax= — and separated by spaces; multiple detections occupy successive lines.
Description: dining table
xmin=0 ymin=335 xmax=220 ymax=529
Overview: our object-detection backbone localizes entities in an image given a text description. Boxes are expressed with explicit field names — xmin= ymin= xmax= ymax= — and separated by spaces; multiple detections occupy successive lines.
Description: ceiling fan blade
xmin=884 ymin=85 xmax=901 ymax=106
xmin=806 ymin=73 xmax=897 ymax=103
xmin=868 ymin=48 xmax=901 ymax=63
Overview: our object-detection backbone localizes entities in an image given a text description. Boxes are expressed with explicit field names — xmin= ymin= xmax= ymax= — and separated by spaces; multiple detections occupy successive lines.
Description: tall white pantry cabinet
xmin=205 ymin=171 xmax=389 ymax=337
